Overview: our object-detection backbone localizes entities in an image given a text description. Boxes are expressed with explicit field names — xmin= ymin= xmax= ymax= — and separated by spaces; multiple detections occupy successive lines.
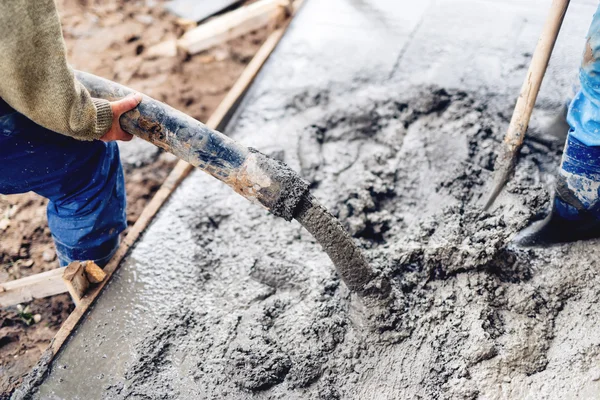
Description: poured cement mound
xmin=87 ymin=86 xmax=600 ymax=399
xmin=26 ymin=85 xmax=599 ymax=400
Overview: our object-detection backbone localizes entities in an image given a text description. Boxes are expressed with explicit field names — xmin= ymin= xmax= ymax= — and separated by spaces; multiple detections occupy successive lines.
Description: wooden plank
xmin=149 ymin=0 xmax=289 ymax=58
xmin=46 ymin=0 xmax=304 ymax=359
xmin=1 ymin=261 xmax=106 ymax=309
xmin=178 ymin=0 xmax=290 ymax=55
xmin=0 ymin=269 xmax=65 ymax=308
xmin=165 ymin=0 xmax=242 ymax=23
xmin=62 ymin=262 xmax=89 ymax=306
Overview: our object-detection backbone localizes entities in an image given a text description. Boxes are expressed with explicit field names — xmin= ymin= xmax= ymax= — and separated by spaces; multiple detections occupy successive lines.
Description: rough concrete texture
xmin=35 ymin=83 xmax=600 ymax=400
xmin=30 ymin=0 xmax=600 ymax=399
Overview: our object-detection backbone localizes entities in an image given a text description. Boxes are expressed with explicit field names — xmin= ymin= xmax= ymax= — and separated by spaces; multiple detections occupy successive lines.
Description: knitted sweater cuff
xmin=93 ymin=98 xmax=113 ymax=138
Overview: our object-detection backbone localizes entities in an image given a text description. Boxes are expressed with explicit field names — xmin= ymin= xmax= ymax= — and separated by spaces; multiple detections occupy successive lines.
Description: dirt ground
xmin=0 ymin=0 xmax=269 ymax=395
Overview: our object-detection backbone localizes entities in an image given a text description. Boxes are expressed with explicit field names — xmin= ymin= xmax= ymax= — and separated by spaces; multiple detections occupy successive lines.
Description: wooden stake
xmin=62 ymin=262 xmax=89 ymax=306
xmin=84 ymin=261 xmax=107 ymax=284
xmin=0 ymin=261 xmax=107 ymax=308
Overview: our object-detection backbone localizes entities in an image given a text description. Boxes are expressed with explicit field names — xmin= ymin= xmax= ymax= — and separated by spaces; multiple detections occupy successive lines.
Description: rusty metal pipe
xmin=76 ymin=71 xmax=309 ymax=221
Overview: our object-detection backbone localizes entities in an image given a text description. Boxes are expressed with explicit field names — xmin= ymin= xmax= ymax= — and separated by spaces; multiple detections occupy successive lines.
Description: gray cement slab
xmin=28 ymin=0 xmax=600 ymax=399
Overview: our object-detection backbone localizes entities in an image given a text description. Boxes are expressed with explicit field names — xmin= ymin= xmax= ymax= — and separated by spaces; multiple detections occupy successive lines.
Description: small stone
xmin=42 ymin=249 xmax=56 ymax=262
xmin=213 ymin=48 xmax=229 ymax=62
xmin=8 ymin=205 xmax=19 ymax=218
xmin=0 ymin=219 xmax=10 ymax=231
xmin=134 ymin=14 xmax=154 ymax=25
xmin=8 ymin=265 xmax=20 ymax=278
xmin=146 ymin=40 xmax=177 ymax=58
xmin=197 ymin=54 xmax=216 ymax=64
xmin=33 ymin=314 xmax=42 ymax=324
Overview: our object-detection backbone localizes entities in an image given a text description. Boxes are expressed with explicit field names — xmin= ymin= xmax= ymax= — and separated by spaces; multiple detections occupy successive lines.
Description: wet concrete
xmin=294 ymin=194 xmax=386 ymax=296
xmin=25 ymin=0 xmax=600 ymax=399
xmin=118 ymin=139 xmax=161 ymax=169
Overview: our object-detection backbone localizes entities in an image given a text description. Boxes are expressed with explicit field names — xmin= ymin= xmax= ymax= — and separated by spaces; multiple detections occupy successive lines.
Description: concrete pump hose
xmin=75 ymin=71 xmax=309 ymax=222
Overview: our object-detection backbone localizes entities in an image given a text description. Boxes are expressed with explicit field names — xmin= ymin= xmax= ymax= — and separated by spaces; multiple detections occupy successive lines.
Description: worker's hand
xmin=100 ymin=93 xmax=143 ymax=142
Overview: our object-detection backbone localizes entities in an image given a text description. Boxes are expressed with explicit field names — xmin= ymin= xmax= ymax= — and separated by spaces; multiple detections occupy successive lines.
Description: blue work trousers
xmin=568 ymin=3 xmax=600 ymax=147
xmin=0 ymin=100 xmax=126 ymax=267
xmin=555 ymin=4 xmax=600 ymax=219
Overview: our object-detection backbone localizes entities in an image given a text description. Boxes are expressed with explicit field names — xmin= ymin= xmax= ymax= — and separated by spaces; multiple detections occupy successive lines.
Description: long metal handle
xmin=76 ymin=71 xmax=308 ymax=221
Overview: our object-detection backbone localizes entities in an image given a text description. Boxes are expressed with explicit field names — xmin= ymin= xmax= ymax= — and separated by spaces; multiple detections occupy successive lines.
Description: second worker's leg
xmin=519 ymin=4 xmax=600 ymax=245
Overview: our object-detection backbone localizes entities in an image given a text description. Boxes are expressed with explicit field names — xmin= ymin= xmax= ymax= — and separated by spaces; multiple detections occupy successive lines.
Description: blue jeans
xmin=568 ymin=4 xmax=600 ymax=147
xmin=0 ymin=100 xmax=126 ymax=267
xmin=555 ymin=4 xmax=600 ymax=220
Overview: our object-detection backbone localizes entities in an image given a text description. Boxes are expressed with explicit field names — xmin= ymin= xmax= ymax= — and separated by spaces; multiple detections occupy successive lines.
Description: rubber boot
xmin=518 ymin=6 xmax=600 ymax=246
xmin=519 ymin=134 xmax=600 ymax=245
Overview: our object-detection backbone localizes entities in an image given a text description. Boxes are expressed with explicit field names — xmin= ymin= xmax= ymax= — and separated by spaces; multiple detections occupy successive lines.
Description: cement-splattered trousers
xmin=555 ymin=5 xmax=600 ymax=220
xmin=0 ymin=98 xmax=126 ymax=267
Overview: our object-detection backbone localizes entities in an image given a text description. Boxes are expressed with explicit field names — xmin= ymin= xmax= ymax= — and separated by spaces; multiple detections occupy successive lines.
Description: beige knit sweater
xmin=0 ymin=0 xmax=113 ymax=141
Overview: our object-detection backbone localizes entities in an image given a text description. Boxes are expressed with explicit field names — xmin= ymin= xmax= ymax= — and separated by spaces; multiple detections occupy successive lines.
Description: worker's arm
xmin=0 ymin=0 xmax=135 ymax=141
